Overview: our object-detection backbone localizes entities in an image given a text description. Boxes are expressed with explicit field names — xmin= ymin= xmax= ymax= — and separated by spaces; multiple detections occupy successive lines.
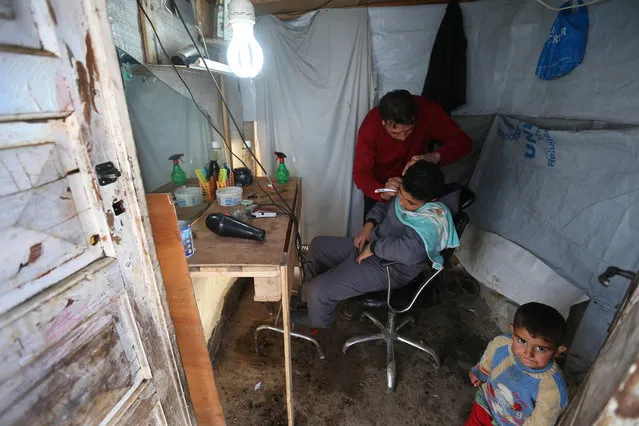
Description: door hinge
xmin=96 ymin=162 xmax=122 ymax=186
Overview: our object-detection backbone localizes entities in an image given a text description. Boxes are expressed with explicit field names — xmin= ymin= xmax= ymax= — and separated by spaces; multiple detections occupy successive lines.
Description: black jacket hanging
xmin=421 ymin=0 xmax=467 ymax=115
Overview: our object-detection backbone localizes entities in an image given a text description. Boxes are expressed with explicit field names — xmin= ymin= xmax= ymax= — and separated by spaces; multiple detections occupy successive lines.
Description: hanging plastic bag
xmin=536 ymin=1 xmax=589 ymax=80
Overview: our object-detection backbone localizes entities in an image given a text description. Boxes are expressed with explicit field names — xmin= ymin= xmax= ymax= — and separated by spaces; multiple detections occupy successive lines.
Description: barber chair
xmin=341 ymin=184 xmax=475 ymax=391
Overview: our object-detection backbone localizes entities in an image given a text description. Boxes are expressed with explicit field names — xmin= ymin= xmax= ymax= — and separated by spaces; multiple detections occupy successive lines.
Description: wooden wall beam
xmin=195 ymin=0 xmax=213 ymax=38
xmin=137 ymin=0 xmax=159 ymax=64
xmin=270 ymin=0 xmax=472 ymax=20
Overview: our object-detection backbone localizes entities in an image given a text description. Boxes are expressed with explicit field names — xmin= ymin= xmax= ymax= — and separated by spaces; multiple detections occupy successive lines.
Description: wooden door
xmin=560 ymin=270 xmax=639 ymax=425
xmin=0 ymin=0 xmax=195 ymax=424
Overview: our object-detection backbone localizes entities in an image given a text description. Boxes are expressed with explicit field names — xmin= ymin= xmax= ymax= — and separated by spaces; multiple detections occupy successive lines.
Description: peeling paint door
xmin=0 ymin=0 xmax=195 ymax=424
xmin=560 ymin=270 xmax=639 ymax=425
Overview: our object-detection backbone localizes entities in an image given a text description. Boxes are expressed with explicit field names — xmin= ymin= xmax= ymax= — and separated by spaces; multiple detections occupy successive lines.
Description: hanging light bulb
xmin=227 ymin=0 xmax=264 ymax=78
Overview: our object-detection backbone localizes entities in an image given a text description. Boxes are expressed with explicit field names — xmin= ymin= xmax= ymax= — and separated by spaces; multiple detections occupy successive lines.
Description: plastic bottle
xmin=274 ymin=151 xmax=290 ymax=184
xmin=210 ymin=141 xmax=226 ymax=164
xmin=208 ymin=141 xmax=226 ymax=180
xmin=241 ymin=140 xmax=256 ymax=174
xmin=169 ymin=153 xmax=187 ymax=187
xmin=208 ymin=160 xmax=220 ymax=182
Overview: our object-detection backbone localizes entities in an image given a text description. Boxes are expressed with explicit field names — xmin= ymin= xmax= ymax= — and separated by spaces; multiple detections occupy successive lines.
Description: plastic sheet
xmin=369 ymin=0 xmax=639 ymax=124
xmin=254 ymin=9 xmax=373 ymax=239
xmin=124 ymin=74 xmax=214 ymax=192
xmin=461 ymin=115 xmax=639 ymax=373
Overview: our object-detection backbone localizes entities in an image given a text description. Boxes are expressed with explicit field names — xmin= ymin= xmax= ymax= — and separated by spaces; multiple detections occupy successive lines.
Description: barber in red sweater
xmin=354 ymin=89 xmax=472 ymax=218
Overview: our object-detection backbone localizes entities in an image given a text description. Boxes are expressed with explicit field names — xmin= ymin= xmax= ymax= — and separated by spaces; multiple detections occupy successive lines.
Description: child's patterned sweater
xmin=471 ymin=335 xmax=568 ymax=426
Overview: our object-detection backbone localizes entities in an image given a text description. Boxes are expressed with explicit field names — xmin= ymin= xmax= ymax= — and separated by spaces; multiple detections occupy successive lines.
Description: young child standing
xmin=466 ymin=302 xmax=569 ymax=426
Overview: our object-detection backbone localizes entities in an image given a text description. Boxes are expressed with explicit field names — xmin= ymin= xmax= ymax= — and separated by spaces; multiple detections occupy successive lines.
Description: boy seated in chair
xmin=292 ymin=160 xmax=459 ymax=328
xmin=466 ymin=302 xmax=568 ymax=426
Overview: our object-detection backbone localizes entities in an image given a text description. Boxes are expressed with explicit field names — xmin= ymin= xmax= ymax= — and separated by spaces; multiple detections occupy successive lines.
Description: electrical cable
xmin=136 ymin=1 xmax=225 ymax=142
xmin=533 ymin=0 xmax=606 ymax=11
xmin=285 ymin=0 xmax=333 ymax=16
xmin=137 ymin=0 xmax=305 ymax=270
xmin=172 ymin=3 xmax=296 ymax=217
xmin=170 ymin=2 xmax=301 ymax=226
xmin=137 ymin=0 xmax=282 ymax=211
xmin=195 ymin=25 xmax=210 ymax=60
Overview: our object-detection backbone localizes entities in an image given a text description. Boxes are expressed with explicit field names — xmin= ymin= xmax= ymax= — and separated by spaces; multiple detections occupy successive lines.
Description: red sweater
xmin=353 ymin=96 xmax=472 ymax=202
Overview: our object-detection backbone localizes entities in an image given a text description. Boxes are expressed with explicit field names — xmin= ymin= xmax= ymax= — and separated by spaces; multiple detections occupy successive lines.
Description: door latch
xmin=96 ymin=162 xmax=121 ymax=186
xmin=112 ymin=200 xmax=126 ymax=216
xmin=598 ymin=266 xmax=636 ymax=286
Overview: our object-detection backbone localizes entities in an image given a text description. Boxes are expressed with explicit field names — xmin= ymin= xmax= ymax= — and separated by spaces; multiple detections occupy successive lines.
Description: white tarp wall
xmin=460 ymin=115 xmax=638 ymax=351
xmin=254 ymin=9 xmax=373 ymax=239
xmin=124 ymin=67 xmax=222 ymax=192
xmin=370 ymin=0 xmax=639 ymax=375
xmin=370 ymin=0 xmax=639 ymax=124
xmin=237 ymin=1 xmax=639 ymax=372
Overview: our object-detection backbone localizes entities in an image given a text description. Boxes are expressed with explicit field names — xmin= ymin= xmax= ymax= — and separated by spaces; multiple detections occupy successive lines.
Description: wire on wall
xmin=136 ymin=0 xmax=305 ymax=269
xmin=285 ymin=0 xmax=333 ymax=16
xmin=533 ymin=0 xmax=606 ymax=11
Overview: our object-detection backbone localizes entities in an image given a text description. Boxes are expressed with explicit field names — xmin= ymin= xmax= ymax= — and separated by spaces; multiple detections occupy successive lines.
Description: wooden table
xmin=187 ymin=177 xmax=301 ymax=425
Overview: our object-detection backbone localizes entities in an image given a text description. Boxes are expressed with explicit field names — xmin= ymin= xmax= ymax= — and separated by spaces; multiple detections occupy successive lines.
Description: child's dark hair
xmin=402 ymin=160 xmax=445 ymax=202
xmin=513 ymin=302 xmax=566 ymax=347
xmin=379 ymin=90 xmax=417 ymax=125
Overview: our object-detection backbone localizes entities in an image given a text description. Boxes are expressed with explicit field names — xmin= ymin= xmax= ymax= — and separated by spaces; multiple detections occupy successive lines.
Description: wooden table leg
xmin=280 ymin=264 xmax=294 ymax=425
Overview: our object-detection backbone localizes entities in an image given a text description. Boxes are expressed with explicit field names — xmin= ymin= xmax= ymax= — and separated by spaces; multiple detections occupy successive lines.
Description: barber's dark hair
xmin=379 ymin=90 xmax=418 ymax=125
xmin=402 ymin=160 xmax=444 ymax=202
xmin=513 ymin=302 xmax=566 ymax=347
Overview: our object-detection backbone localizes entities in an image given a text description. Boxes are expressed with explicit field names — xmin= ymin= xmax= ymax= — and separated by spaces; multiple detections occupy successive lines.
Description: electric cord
xmin=136 ymin=0 xmax=226 ymax=142
xmin=137 ymin=0 xmax=304 ymax=266
xmin=172 ymin=3 xmax=297 ymax=218
xmin=285 ymin=0 xmax=333 ymax=16
xmin=169 ymin=2 xmax=304 ymax=260
xmin=136 ymin=0 xmax=287 ymax=214
xmin=257 ymin=203 xmax=307 ymax=285
xmin=533 ymin=0 xmax=606 ymax=11
xmin=172 ymin=6 xmax=269 ymax=178
xmin=195 ymin=25 xmax=210 ymax=61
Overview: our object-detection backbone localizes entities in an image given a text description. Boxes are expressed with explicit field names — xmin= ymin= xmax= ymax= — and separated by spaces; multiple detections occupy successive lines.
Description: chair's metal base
xmin=342 ymin=311 xmax=440 ymax=391
xmin=254 ymin=301 xmax=325 ymax=360
xmin=255 ymin=325 xmax=325 ymax=359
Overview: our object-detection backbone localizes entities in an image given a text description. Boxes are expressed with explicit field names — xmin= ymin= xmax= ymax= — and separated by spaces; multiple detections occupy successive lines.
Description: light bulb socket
xmin=229 ymin=0 xmax=256 ymax=25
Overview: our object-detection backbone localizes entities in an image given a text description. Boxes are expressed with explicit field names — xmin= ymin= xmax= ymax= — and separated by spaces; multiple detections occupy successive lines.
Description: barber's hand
xmin=354 ymin=223 xmax=374 ymax=250
xmin=381 ymin=177 xmax=402 ymax=201
xmin=469 ymin=370 xmax=482 ymax=388
xmin=356 ymin=243 xmax=374 ymax=264
xmin=402 ymin=152 xmax=441 ymax=175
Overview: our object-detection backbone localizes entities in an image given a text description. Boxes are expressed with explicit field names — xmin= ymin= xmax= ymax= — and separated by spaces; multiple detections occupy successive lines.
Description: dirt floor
xmin=213 ymin=273 xmax=508 ymax=426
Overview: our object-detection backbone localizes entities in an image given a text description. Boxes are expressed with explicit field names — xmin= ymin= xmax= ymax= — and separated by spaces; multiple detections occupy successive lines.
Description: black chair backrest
xmin=391 ymin=183 xmax=475 ymax=309
xmin=356 ymin=183 xmax=477 ymax=310
xmin=438 ymin=183 xmax=476 ymax=217
xmin=438 ymin=183 xmax=476 ymax=267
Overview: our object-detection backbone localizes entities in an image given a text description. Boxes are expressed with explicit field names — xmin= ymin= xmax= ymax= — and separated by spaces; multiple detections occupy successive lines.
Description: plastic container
xmin=174 ymin=187 xmax=203 ymax=207
xmin=178 ymin=220 xmax=195 ymax=258
xmin=210 ymin=141 xmax=227 ymax=165
xmin=200 ymin=177 xmax=215 ymax=201
xmin=215 ymin=172 xmax=235 ymax=190
xmin=216 ymin=186 xmax=242 ymax=207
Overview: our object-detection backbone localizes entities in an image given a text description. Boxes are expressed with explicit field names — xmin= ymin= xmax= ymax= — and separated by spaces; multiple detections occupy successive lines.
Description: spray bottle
xmin=274 ymin=152 xmax=290 ymax=184
xmin=169 ymin=153 xmax=187 ymax=187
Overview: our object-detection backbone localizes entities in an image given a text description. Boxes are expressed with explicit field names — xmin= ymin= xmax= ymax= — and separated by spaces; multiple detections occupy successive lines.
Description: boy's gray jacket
xmin=367 ymin=201 xmax=428 ymax=283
